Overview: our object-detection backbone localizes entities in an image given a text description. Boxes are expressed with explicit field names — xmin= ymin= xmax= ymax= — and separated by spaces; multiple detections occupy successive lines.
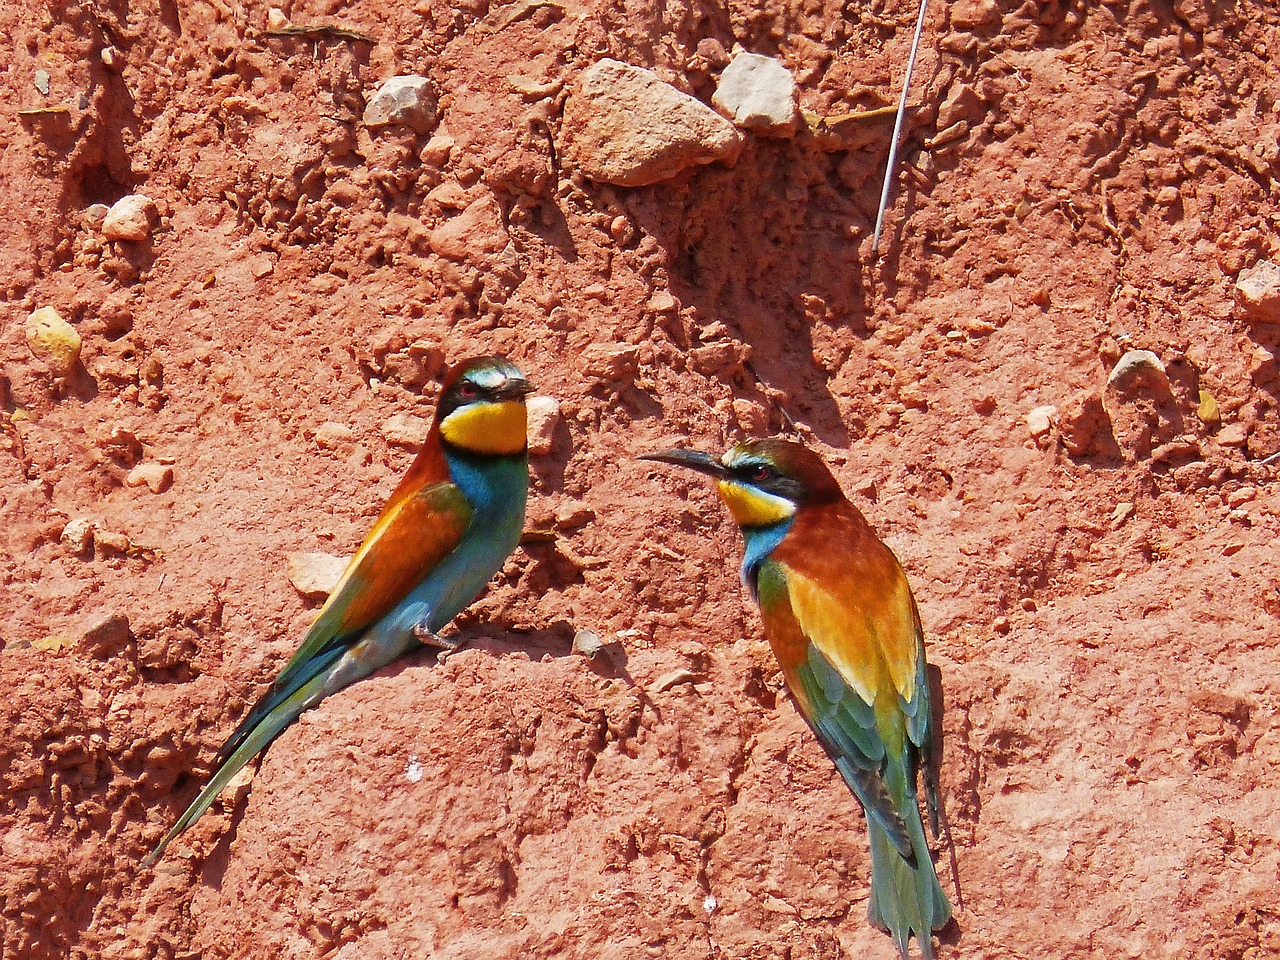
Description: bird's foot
xmin=414 ymin=624 xmax=466 ymax=662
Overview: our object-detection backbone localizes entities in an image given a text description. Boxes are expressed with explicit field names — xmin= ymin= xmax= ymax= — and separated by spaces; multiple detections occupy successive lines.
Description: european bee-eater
xmin=641 ymin=438 xmax=952 ymax=959
xmin=143 ymin=356 xmax=535 ymax=867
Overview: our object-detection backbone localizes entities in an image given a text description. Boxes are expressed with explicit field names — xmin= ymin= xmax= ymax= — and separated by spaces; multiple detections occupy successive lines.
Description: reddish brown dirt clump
xmin=2 ymin=1 xmax=1278 ymax=958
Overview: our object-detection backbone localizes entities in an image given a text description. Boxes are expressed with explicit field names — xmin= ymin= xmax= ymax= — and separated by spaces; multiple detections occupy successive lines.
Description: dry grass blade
xmin=871 ymin=0 xmax=931 ymax=255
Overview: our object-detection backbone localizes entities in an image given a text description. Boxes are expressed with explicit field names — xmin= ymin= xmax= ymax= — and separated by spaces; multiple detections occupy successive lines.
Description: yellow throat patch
xmin=716 ymin=480 xmax=796 ymax=527
xmin=440 ymin=400 xmax=527 ymax=455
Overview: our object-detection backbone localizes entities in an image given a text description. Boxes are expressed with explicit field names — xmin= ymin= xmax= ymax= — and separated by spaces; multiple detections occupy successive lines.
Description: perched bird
xmin=144 ymin=356 xmax=535 ymax=867
xmin=641 ymin=438 xmax=952 ymax=959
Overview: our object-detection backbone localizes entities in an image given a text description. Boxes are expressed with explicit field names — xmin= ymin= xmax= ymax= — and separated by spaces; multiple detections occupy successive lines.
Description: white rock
xmin=712 ymin=52 xmax=799 ymax=137
xmin=561 ymin=59 xmax=743 ymax=187
xmin=525 ymin=396 xmax=561 ymax=455
xmin=1235 ymin=259 xmax=1280 ymax=323
xmin=101 ymin=194 xmax=156 ymax=242
xmin=61 ymin=518 xmax=94 ymax=554
xmin=1106 ymin=349 xmax=1171 ymax=396
xmin=571 ymin=629 xmax=603 ymax=657
xmin=286 ymin=552 xmax=350 ymax=600
xmin=363 ymin=76 xmax=439 ymax=135
xmin=1026 ymin=405 xmax=1058 ymax=438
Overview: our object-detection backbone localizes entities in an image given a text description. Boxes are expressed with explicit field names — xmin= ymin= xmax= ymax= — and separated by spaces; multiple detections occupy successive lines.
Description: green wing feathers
xmin=215 ymin=481 xmax=470 ymax=766
xmin=146 ymin=481 xmax=472 ymax=865
xmin=769 ymin=559 xmax=951 ymax=960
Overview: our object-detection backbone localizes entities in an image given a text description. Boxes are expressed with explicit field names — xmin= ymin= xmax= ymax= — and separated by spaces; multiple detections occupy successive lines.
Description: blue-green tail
xmin=140 ymin=665 xmax=333 ymax=868
xmin=866 ymin=798 xmax=952 ymax=960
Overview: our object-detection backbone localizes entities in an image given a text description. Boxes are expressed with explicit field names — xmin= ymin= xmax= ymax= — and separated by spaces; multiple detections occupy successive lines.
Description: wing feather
xmin=215 ymin=480 xmax=471 ymax=765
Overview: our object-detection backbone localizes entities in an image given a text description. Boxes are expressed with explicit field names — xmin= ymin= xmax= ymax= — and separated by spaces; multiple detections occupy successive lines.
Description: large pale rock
xmin=525 ymin=395 xmax=561 ymax=455
xmin=711 ymin=52 xmax=799 ymax=137
xmin=1025 ymin=404 xmax=1058 ymax=439
xmin=125 ymin=463 xmax=174 ymax=494
xmin=363 ymin=75 xmax=439 ymax=135
xmin=25 ymin=306 xmax=81 ymax=375
xmin=101 ymin=194 xmax=156 ymax=241
xmin=561 ymin=59 xmax=744 ymax=186
xmin=1235 ymin=259 xmax=1280 ymax=323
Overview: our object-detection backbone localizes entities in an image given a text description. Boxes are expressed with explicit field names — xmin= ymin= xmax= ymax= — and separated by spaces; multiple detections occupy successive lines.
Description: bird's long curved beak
xmin=639 ymin=448 xmax=730 ymax=479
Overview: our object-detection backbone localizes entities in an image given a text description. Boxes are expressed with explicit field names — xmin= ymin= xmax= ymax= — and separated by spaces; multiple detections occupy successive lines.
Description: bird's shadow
xmin=927 ymin=662 xmax=966 ymax=928
xmin=444 ymin=619 xmax=637 ymax=687
xmin=189 ymin=622 xmax=638 ymax=888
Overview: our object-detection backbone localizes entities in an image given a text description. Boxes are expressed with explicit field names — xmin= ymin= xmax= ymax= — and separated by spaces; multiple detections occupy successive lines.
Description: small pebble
xmin=647 ymin=290 xmax=677 ymax=314
xmin=34 ymin=69 xmax=51 ymax=95
xmin=102 ymin=194 xmax=157 ymax=242
xmin=651 ymin=668 xmax=698 ymax=693
xmin=250 ymin=255 xmax=274 ymax=279
xmin=571 ymin=629 xmax=604 ymax=657
xmin=1026 ymin=405 xmax=1058 ymax=438
xmin=25 ymin=306 xmax=82 ymax=376
xmin=61 ymin=518 xmax=94 ymax=554
xmin=95 ymin=529 xmax=132 ymax=554
xmin=609 ymin=216 xmax=633 ymax=245
xmin=555 ymin=502 xmax=595 ymax=529
xmin=1106 ymin=349 xmax=1172 ymax=397
xmin=711 ymin=52 xmax=799 ymax=137
xmin=315 ymin=422 xmax=356 ymax=449
xmin=420 ymin=132 xmax=455 ymax=168
xmin=126 ymin=463 xmax=174 ymax=494
xmin=364 ymin=75 xmax=439 ymax=135
xmin=84 ymin=203 xmax=110 ymax=227
xmin=1196 ymin=390 xmax=1221 ymax=428
xmin=1235 ymin=259 xmax=1280 ymax=323
xmin=1216 ymin=423 xmax=1248 ymax=447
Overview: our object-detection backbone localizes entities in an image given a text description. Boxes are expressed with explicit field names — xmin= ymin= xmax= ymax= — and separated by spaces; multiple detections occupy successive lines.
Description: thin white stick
xmin=871 ymin=0 xmax=931 ymax=255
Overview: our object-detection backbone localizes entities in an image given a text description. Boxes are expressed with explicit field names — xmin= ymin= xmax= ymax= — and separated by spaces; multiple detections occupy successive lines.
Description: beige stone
xmin=561 ymin=59 xmax=743 ymax=186
xmin=25 ymin=306 xmax=81 ymax=376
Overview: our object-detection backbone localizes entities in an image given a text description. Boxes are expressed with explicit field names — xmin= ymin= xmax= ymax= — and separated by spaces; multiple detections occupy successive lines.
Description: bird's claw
xmin=414 ymin=624 xmax=465 ymax=662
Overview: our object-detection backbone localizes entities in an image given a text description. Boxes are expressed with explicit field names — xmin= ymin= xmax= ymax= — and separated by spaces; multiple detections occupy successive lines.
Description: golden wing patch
xmin=783 ymin=567 xmax=920 ymax=707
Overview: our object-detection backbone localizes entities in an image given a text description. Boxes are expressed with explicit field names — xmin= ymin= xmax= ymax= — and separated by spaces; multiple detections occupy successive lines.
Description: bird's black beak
xmin=499 ymin=377 xmax=537 ymax=400
xmin=639 ymin=448 xmax=731 ymax=479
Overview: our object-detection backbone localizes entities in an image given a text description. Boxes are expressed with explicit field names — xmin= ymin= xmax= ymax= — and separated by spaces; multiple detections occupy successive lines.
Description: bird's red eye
xmin=752 ymin=464 xmax=771 ymax=481
xmin=459 ymin=382 xmax=478 ymax=399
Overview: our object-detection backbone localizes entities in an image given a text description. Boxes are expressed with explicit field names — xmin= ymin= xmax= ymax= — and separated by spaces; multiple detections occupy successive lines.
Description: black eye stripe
xmin=732 ymin=461 xmax=771 ymax=481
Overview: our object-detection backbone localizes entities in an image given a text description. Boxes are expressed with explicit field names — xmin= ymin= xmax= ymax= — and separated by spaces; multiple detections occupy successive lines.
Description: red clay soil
xmin=3 ymin=1 xmax=1279 ymax=958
